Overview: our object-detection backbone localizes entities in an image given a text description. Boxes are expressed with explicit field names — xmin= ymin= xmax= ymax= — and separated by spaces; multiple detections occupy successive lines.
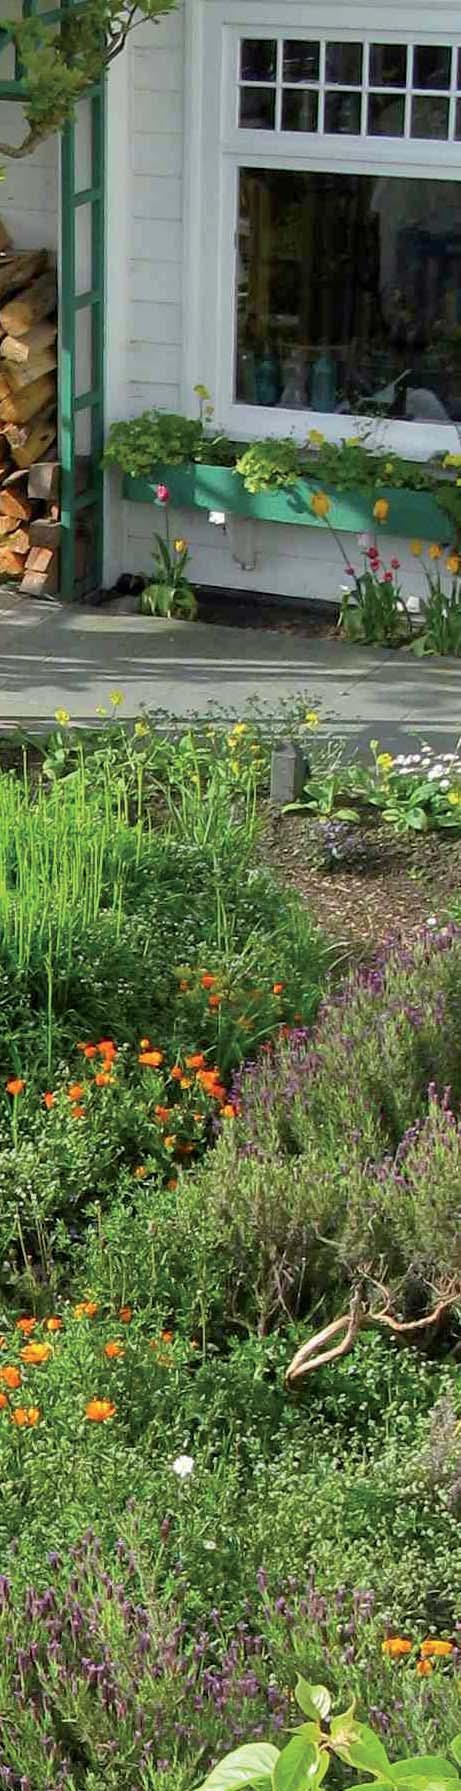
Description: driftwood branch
xmin=286 ymin=1282 xmax=461 ymax=1388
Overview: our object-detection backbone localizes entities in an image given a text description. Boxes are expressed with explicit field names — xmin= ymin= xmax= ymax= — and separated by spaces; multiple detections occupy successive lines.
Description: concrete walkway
xmin=1 ymin=589 xmax=461 ymax=751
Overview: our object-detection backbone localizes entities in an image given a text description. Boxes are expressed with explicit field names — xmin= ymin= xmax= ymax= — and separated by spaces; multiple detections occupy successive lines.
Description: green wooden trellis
xmin=0 ymin=0 xmax=105 ymax=599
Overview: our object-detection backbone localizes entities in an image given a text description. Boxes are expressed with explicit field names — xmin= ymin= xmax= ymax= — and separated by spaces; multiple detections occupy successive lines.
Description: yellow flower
xmin=230 ymin=760 xmax=240 ymax=776
xmin=447 ymin=554 xmax=460 ymax=576
xmin=443 ymin=454 xmax=461 ymax=468
xmin=304 ymin=711 xmax=319 ymax=729
xmin=373 ymin=499 xmax=389 ymax=524
xmin=96 ymin=706 xmax=107 ymax=718
xmin=428 ymin=544 xmax=443 ymax=560
xmin=384 ymin=462 xmax=394 ymax=475
xmin=420 ymin=1638 xmax=453 ymax=1659
xmin=174 ymin=538 xmax=187 ymax=554
xmin=310 ymin=491 xmax=331 ymax=518
xmin=448 ymin=790 xmax=461 ymax=806
xmin=193 ymin=383 xmax=210 ymax=400
xmin=382 ymin=1637 xmax=412 ymax=1658
xmin=54 ymin=708 xmax=70 ymax=727
xmin=411 ymin=540 xmax=423 ymax=557
xmin=346 ymin=436 xmax=361 ymax=447
xmin=109 ymin=690 xmax=124 ymax=708
xmin=308 ymin=429 xmax=325 ymax=447
xmin=232 ymin=723 xmax=247 ymax=736
xmin=376 ymin=752 xmax=394 ymax=775
xmin=135 ymin=719 xmax=150 ymax=738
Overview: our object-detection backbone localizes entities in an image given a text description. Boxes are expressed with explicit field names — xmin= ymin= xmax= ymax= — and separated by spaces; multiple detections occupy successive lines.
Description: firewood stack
xmin=0 ymin=218 xmax=61 ymax=596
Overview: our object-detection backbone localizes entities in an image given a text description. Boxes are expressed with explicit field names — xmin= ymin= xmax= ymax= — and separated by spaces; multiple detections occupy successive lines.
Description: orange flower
xmin=161 ymin=1328 xmax=174 ymax=1342
xmin=420 ymin=1638 xmax=453 ymax=1658
xmin=154 ymin=1106 xmax=170 ymax=1123
xmin=164 ymin=1135 xmax=177 ymax=1150
xmin=186 ymin=1054 xmax=206 ymax=1070
xmin=85 ymin=1399 xmax=116 ymax=1422
xmin=16 ymin=1317 xmax=36 ymax=1336
xmin=208 ymin=994 xmax=222 ymax=1010
xmin=20 ymin=1342 xmax=52 ymax=1365
xmin=0 ymin=1367 xmax=21 ymax=1389
xmin=73 ymin=1301 xmax=98 ymax=1319
xmin=180 ymin=1076 xmax=192 ymax=1089
xmin=95 ymin=1040 xmax=117 ymax=1059
xmin=382 ymin=1637 xmax=412 ymax=1658
xmin=221 ymin=1103 xmax=236 ymax=1120
xmin=166 ymin=1177 xmax=178 ymax=1191
xmin=76 ymin=1043 xmax=97 ymax=1059
xmin=103 ymin=1341 xmax=125 ymax=1360
xmin=170 ymin=1065 xmax=183 ymax=1082
xmin=68 ymin=1083 xmax=84 ymax=1102
xmin=139 ymin=1050 xmax=164 ymax=1068
xmin=6 ymin=1078 xmax=25 ymax=1096
xmin=139 ymin=1038 xmax=150 ymax=1049
xmin=201 ymin=974 xmax=216 ymax=989
xmin=119 ymin=1306 xmax=133 ymax=1324
xmin=94 ymin=1071 xmax=114 ymax=1087
xmin=10 ymin=1405 xmax=40 ymax=1428
xmin=45 ymin=1317 xmax=62 ymax=1333
xmin=72 ymin=1105 xmax=85 ymax=1120
xmin=417 ymin=1660 xmax=433 ymax=1677
xmin=273 ymin=983 xmax=284 ymax=996
xmin=43 ymin=1092 xmax=55 ymax=1110
xmin=134 ymin=1165 xmax=147 ymax=1178
xmin=0 ymin=1393 xmax=8 ymax=1410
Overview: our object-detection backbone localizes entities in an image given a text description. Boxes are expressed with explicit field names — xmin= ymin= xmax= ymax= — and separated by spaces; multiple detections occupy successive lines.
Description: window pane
xmin=282 ymin=41 xmax=319 ymax=82
xmin=325 ymin=42 xmax=362 ymax=85
xmin=413 ymin=45 xmax=451 ymax=90
xmin=369 ymin=44 xmax=407 ymax=87
xmin=325 ymin=91 xmax=361 ymax=133
xmin=368 ymin=93 xmax=405 ymax=135
xmin=240 ymin=40 xmax=277 ymax=81
xmin=411 ymin=96 xmax=449 ymax=138
xmin=239 ymin=87 xmax=276 ymax=129
xmin=235 ymin=167 xmax=461 ymax=424
xmin=281 ymin=90 xmax=318 ymax=131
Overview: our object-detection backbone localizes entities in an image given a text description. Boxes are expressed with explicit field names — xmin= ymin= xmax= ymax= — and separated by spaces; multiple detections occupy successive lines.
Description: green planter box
xmin=123 ymin=464 xmax=449 ymax=543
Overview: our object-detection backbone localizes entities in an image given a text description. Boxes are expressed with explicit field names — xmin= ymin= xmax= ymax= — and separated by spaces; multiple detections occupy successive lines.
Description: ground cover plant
xmin=0 ymin=707 xmax=461 ymax=1785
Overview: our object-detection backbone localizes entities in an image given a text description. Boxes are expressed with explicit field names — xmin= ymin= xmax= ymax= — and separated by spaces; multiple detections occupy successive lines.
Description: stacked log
xmin=0 ymin=225 xmax=60 ymax=593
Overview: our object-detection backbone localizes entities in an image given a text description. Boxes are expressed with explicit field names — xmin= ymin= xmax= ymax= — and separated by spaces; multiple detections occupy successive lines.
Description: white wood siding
xmin=128 ymin=5 xmax=185 ymax=416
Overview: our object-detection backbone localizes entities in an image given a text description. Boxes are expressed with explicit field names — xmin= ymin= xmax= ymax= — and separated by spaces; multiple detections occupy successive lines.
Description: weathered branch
xmin=286 ymin=1282 xmax=461 ymax=1387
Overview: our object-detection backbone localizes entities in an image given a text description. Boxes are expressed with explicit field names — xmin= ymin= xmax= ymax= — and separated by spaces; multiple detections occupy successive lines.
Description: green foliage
xmin=104 ymin=410 xmax=205 ymax=477
xmin=339 ymin=570 xmax=411 ymax=648
xmin=412 ymin=558 xmax=461 ymax=658
xmin=1 ymin=1 xmax=176 ymax=158
xmin=235 ymin=439 xmax=301 ymax=494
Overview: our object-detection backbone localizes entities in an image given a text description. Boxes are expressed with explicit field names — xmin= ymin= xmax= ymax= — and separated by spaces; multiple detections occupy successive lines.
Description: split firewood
xmin=27 ymin=460 xmax=60 ymax=502
xmin=5 ymin=350 xmax=57 ymax=392
xmin=0 ymin=372 xmax=56 ymax=427
xmin=0 ymin=485 xmax=32 ymax=523
xmin=29 ymin=517 xmax=61 ymax=548
xmin=0 ymin=319 xmax=57 ymax=364
xmin=0 ymin=271 xmax=56 ymax=338
xmin=7 ymin=527 xmax=30 ymax=557
xmin=20 ymin=545 xmax=58 ymax=596
xmin=0 ymin=514 xmax=18 ymax=540
xmin=0 ymin=372 xmax=11 ymax=401
xmin=0 ymin=250 xmax=48 ymax=308
xmin=5 ymin=416 xmax=56 ymax=470
xmin=0 ymin=546 xmax=24 ymax=576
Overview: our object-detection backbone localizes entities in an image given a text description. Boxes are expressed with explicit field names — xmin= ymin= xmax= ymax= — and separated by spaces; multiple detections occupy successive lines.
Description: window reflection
xmin=235 ymin=168 xmax=461 ymax=421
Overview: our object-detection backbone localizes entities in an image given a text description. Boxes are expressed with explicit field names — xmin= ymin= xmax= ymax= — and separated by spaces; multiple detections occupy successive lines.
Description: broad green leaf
xmin=390 ymin=1777 xmax=459 ymax=1791
xmin=392 ymin=1760 xmax=459 ymax=1786
xmin=198 ymin=1743 xmax=280 ymax=1791
xmin=333 ymin=1722 xmax=393 ymax=1780
xmin=274 ymin=1734 xmax=321 ymax=1791
xmin=451 ymin=1742 xmax=461 ymax=1770
xmin=294 ymin=1680 xmax=331 ymax=1723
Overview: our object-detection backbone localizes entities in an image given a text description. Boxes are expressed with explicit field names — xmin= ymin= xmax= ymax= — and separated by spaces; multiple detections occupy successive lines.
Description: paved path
xmin=1 ymin=589 xmax=461 ymax=751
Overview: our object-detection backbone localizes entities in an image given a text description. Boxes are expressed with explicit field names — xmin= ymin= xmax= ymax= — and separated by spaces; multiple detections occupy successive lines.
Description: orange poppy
xmin=10 ymin=1406 xmax=40 ymax=1428
xmin=68 ymin=1083 xmax=84 ymax=1101
xmin=166 ymin=1177 xmax=178 ymax=1191
xmin=382 ymin=1638 xmax=412 ymax=1658
xmin=420 ymin=1639 xmax=453 ymax=1658
xmin=0 ymin=1366 xmax=21 ymax=1389
xmin=208 ymin=994 xmax=222 ymax=1010
xmin=95 ymin=1041 xmax=117 ymax=1058
xmin=45 ymin=1317 xmax=62 ymax=1333
xmin=221 ymin=1103 xmax=236 ymax=1120
xmin=94 ymin=1071 xmax=114 ymax=1087
xmin=103 ymin=1341 xmax=125 ymax=1360
xmin=154 ymin=1106 xmax=170 ymax=1123
xmin=201 ymin=974 xmax=216 ymax=989
xmin=43 ymin=1092 xmax=55 ymax=1110
xmin=119 ymin=1306 xmax=132 ymax=1324
xmin=186 ymin=1054 xmax=206 ymax=1070
xmin=0 ymin=1393 xmax=8 ymax=1410
xmin=133 ymin=1165 xmax=147 ymax=1178
xmin=73 ymin=1301 xmax=98 ymax=1320
xmin=179 ymin=1076 xmax=192 ymax=1089
xmin=16 ymin=1317 xmax=36 ymax=1336
xmin=6 ymin=1078 xmax=25 ymax=1096
xmin=72 ymin=1105 xmax=85 ymax=1120
xmin=85 ymin=1399 xmax=116 ymax=1422
xmin=20 ymin=1342 xmax=52 ymax=1366
xmin=161 ymin=1329 xmax=174 ymax=1342
xmin=170 ymin=1065 xmax=183 ymax=1082
xmin=76 ymin=1043 xmax=97 ymax=1059
xmin=196 ymin=1068 xmax=219 ymax=1090
xmin=416 ymin=1660 xmax=433 ymax=1677
xmin=273 ymin=983 xmax=284 ymax=996
xmin=138 ymin=1049 xmax=163 ymax=1068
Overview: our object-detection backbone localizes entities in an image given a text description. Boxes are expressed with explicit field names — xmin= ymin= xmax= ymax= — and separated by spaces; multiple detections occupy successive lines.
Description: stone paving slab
xmin=0 ymin=590 xmax=460 ymax=752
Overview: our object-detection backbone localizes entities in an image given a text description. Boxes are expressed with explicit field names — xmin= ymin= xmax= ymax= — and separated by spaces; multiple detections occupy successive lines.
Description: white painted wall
xmin=0 ymin=108 xmax=58 ymax=250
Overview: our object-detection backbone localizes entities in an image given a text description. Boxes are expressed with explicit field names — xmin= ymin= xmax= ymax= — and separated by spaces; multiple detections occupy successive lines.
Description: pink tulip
xmin=156 ymin=484 xmax=170 ymax=504
xmin=391 ymin=558 xmax=400 ymax=570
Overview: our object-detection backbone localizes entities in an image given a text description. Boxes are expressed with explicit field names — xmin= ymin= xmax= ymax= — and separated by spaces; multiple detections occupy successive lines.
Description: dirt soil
xmin=262 ymin=810 xmax=461 ymax=956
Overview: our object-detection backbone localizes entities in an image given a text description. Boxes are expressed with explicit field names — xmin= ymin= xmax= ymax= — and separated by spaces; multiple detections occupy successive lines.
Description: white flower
xmin=426 ymin=916 xmax=438 ymax=927
xmin=439 ymin=778 xmax=450 ymax=790
xmin=203 ymin=1540 xmax=217 ymax=1551
xmin=172 ymin=1454 xmax=194 ymax=1480
xmin=427 ymin=765 xmax=444 ymax=781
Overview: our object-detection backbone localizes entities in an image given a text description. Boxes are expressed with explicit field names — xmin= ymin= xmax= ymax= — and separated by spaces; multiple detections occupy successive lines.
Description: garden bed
xmin=263 ymin=810 xmax=461 ymax=953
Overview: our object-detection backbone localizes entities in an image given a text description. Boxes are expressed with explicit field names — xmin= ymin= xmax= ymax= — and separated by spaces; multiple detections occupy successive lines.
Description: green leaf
xmin=274 ymin=1734 xmax=322 ymax=1791
xmin=335 ymin=807 xmax=361 ymax=822
xmin=198 ymin=1743 xmax=280 ymax=1791
xmin=392 ymin=1760 xmax=459 ymax=1786
xmin=332 ymin=1723 xmax=393 ymax=1780
xmin=294 ymin=1680 xmax=331 ymax=1723
xmin=451 ymin=1743 xmax=461 ymax=1770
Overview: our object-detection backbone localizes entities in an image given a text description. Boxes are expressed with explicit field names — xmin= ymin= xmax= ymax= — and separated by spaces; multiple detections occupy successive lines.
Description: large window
xmin=236 ymin=167 xmax=461 ymax=420
xmin=185 ymin=3 xmax=461 ymax=453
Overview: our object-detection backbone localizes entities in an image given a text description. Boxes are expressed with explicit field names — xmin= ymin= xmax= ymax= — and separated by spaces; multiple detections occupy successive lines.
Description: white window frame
xmin=183 ymin=0 xmax=461 ymax=458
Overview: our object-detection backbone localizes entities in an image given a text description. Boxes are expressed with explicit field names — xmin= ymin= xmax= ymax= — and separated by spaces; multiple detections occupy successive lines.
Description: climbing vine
xmin=0 ymin=0 xmax=175 ymax=158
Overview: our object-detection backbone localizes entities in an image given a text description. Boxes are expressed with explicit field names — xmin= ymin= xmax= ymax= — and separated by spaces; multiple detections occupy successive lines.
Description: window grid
xmin=238 ymin=37 xmax=461 ymax=141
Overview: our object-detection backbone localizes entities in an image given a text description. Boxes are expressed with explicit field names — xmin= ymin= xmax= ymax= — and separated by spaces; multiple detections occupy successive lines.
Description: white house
xmin=1 ymin=0 xmax=461 ymax=605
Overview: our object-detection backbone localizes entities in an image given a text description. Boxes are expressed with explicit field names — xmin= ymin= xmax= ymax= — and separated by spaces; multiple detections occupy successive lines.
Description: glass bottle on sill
xmin=255 ymin=347 xmax=282 ymax=406
xmin=280 ymin=348 xmax=308 ymax=407
xmin=310 ymin=350 xmax=337 ymax=412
